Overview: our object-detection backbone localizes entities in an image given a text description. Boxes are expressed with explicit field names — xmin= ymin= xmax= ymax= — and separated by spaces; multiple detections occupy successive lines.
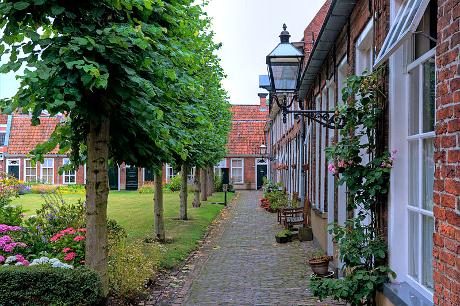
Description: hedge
xmin=0 ymin=266 xmax=104 ymax=306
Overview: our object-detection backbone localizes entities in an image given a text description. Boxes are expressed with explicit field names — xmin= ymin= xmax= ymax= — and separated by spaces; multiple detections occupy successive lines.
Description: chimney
xmin=258 ymin=93 xmax=268 ymax=108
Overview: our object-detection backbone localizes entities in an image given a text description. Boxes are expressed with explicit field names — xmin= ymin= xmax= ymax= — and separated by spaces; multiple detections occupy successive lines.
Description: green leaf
xmin=13 ymin=2 xmax=30 ymax=10
xmin=51 ymin=5 xmax=65 ymax=15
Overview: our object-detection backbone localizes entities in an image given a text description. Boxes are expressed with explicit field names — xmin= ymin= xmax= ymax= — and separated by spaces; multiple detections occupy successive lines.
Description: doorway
xmin=256 ymin=159 xmax=268 ymax=190
xmin=125 ymin=166 xmax=138 ymax=190
xmin=6 ymin=159 xmax=20 ymax=179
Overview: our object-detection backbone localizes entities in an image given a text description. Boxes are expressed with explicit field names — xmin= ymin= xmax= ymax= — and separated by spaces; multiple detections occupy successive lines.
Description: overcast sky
xmin=205 ymin=0 xmax=326 ymax=105
xmin=0 ymin=0 xmax=327 ymax=103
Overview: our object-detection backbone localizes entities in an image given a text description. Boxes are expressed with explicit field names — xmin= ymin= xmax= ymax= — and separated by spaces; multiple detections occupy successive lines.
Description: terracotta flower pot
xmin=308 ymin=257 xmax=330 ymax=276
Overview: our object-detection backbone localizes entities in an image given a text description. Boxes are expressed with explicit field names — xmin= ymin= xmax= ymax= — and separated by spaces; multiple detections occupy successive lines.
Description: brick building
xmin=225 ymin=94 xmax=269 ymax=190
xmin=432 ymin=0 xmax=459 ymax=304
xmin=263 ymin=0 xmax=458 ymax=304
xmin=0 ymin=114 xmax=161 ymax=190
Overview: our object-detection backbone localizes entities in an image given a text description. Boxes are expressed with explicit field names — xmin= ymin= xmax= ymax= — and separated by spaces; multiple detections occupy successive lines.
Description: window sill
xmin=380 ymin=282 xmax=433 ymax=306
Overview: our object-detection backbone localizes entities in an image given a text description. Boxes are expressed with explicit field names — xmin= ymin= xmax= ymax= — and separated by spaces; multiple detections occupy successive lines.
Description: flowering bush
xmin=2 ymin=254 xmax=30 ymax=266
xmin=0 ymin=224 xmax=28 ymax=266
xmin=50 ymin=227 xmax=86 ymax=266
xmin=29 ymin=256 xmax=73 ymax=269
xmin=0 ymin=173 xmax=23 ymax=225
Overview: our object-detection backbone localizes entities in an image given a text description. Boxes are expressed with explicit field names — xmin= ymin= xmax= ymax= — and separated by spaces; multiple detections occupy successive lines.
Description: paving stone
xmin=181 ymin=190 xmax=336 ymax=305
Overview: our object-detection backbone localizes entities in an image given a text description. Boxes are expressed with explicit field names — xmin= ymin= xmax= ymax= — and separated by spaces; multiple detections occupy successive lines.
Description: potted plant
xmin=307 ymin=250 xmax=331 ymax=276
xmin=275 ymin=229 xmax=292 ymax=243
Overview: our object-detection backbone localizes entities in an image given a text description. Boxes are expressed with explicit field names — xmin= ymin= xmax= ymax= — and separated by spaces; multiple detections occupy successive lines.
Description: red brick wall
xmin=433 ymin=0 xmax=459 ymax=305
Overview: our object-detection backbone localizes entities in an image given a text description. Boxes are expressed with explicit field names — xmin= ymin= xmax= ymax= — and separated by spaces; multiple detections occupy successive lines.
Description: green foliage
xmin=275 ymin=229 xmax=292 ymax=238
xmin=311 ymin=69 xmax=395 ymax=305
xmin=214 ymin=172 xmax=223 ymax=192
xmin=164 ymin=174 xmax=182 ymax=192
xmin=138 ymin=182 xmax=155 ymax=194
xmin=0 ymin=173 xmax=23 ymax=226
xmin=0 ymin=266 xmax=104 ymax=306
xmin=265 ymin=190 xmax=288 ymax=211
xmin=108 ymin=240 xmax=161 ymax=302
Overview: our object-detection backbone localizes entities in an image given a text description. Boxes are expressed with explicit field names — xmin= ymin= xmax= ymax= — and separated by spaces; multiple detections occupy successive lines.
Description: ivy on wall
xmin=310 ymin=68 xmax=396 ymax=306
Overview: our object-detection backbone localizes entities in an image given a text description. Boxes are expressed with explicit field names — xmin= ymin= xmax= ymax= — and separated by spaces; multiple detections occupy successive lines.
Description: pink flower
xmin=328 ymin=163 xmax=336 ymax=174
xmin=62 ymin=247 xmax=71 ymax=253
xmin=61 ymin=228 xmax=76 ymax=235
xmin=77 ymin=228 xmax=86 ymax=233
xmin=0 ymin=255 xmax=4 ymax=263
xmin=338 ymin=160 xmax=346 ymax=168
xmin=64 ymin=252 xmax=76 ymax=261
xmin=50 ymin=233 xmax=64 ymax=242
xmin=73 ymin=236 xmax=85 ymax=242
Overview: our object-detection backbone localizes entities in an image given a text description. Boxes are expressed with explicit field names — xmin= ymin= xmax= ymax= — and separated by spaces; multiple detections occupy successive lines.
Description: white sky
xmin=205 ymin=0 xmax=326 ymax=105
xmin=0 ymin=0 xmax=327 ymax=103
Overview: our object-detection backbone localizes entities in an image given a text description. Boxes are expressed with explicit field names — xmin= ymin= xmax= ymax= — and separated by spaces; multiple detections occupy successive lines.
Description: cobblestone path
xmin=182 ymin=190 xmax=330 ymax=305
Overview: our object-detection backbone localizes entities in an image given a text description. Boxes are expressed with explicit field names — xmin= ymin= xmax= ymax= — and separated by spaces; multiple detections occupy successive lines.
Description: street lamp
xmin=259 ymin=144 xmax=267 ymax=156
xmin=266 ymin=24 xmax=344 ymax=129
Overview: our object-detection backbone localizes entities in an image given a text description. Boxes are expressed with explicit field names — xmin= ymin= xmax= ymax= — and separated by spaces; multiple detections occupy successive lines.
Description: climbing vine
xmin=310 ymin=68 xmax=396 ymax=305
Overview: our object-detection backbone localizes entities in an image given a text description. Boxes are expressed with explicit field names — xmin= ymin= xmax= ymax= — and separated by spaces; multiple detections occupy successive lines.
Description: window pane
xmin=232 ymin=168 xmax=242 ymax=183
xmin=409 ymin=141 xmax=419 ymax=207
xmin=409 ymin=67 xmax=420 ymax=135
xmin=409 ymin=211 xmax=419 ymax=279
xmin=422 ymin=215 xmax=434 ymax=291
xmin=422 ymin=138 xmax=434 ymax=211
xmin=422 ymin=59 xmax=435 ymax=132
xmin=232 ymin=160 xmax=242 ymax=168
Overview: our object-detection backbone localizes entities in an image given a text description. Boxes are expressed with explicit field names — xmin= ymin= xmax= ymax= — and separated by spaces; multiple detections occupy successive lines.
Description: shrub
xmin=265 ymin=190 xmax=288 ymax=211
xmin=138 ymin=182 xmax=154 ymax=194
xmin=164 ymin=174 xmax=181 ymax=192
xmin=108 ymin=241 xmax=161 ymax=302
xmin=56 ymin=184 xmax=86 ymax=195
xmin=49 ymin=227 xmax=86 ymax=266
xmin=213 ymin=173 xmax=223 ymax=192
xmin=29 ymin=184 xmax=57 ymax=194
xmin=0 ymin=173 xmax=23 ymax=226
xmin=0 ymin=225 xmax=28 ymax=265
xmin=0 ymin=265 xmax=104 ymax=306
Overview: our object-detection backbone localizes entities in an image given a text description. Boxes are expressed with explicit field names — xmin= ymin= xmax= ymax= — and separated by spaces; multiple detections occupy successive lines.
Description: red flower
xmin=73 ymin=236 xmax=85 ymax=242
xmin=50 ymin=233 xmax=64 ymax=242
xmin=64 ymin=252 xmax=76 ymax=261
xmin=62 ymin=247 xmax=71 ymax=253
xmin=77 ymin=228 xmax=87 ymax=233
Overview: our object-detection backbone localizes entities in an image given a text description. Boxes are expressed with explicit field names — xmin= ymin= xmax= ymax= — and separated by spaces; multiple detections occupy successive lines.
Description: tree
xmin=154 ymin=170 xmax=165 ymax=242
xmin=179 ymin=164 xmax=188 ymax=220
xmin=0 ymin=0 xmax=222 ymax=291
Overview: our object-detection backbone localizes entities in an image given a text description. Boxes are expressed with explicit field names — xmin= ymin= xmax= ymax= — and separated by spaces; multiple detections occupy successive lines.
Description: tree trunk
xmin=85 ymin=118 xmax=110 ymax=294
xmin=154 ymin=171 xmax=165 ymax=242
xmin=200 ymin=166 xmax=207 ymax=201
xmin=179 ymin=164 xmax=188 ymax=220
xmin=207 ymin=166 xmax=213 ymax=197
xmin=193 ymin=168 xmax=201 ymax=207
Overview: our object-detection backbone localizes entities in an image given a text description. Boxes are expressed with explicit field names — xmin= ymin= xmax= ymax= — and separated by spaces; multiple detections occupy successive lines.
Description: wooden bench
xmin=279 ymin=207 xmax=305 ymax=229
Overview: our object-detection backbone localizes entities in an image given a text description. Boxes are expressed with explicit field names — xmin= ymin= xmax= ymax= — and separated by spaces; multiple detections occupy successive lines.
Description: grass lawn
xmin=12 ymin=191 xmax=234 ymax=269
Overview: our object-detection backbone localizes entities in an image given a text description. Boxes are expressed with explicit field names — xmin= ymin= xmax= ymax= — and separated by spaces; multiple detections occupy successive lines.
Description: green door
xmin=108 ymin=166 xmax=118 ymax=190
xmin=126 ymin=166 xmax=138 ymax=190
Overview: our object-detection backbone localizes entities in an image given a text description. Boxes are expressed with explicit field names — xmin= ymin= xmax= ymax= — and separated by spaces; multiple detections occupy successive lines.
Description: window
xmin=63 ymin=158 xmax=76 ymax=184
xmin=374 ymin=0 xmax=431 ymax=67
xmin=40 ymin=158 xmax=54 ymax=184
xmin=165 ymin=164 xmax=177 ymax=183
xmin=230 ymin=159 xmax=244 ymax=184
xmin=24 ymin=159 xmax=37 ymax=182
xmin=356 ymin=21 xmax=374 ymax=75
xmin=407 ymin=54 xmax=435 ymax=293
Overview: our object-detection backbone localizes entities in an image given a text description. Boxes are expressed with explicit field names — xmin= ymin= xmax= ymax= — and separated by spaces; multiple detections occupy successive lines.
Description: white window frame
xmin=6 ymin=159 xmax=20 ymax=178
xmin=405 ymin=49 xmax=435 ymax=297
xmin=374 ymin=0 xmax=430 ymax=67
xmin=24 ymin=159 xmax=37 ymax=183
xmin=230 ymin=158 xmax=244 ymax=184
xmin=40 ymin=158 xmax=54 ymax=184
xmin=356 ymin=20 xmax=374 ymax=75
xmin=388 ymin=14 xmax=435 ymax=300
xmin=165 ymin=164 xmax=176 ymax=183
xmin=62 ymin=158 xmax=77 ymax=185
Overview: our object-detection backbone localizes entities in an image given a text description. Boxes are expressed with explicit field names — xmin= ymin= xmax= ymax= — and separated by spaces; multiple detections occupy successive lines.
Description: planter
xmin=310 ymin=271 xmax=334 ymax=279
xmin=275 ymin=235 xmax=292 ymax=243
xmin=308 ymin=258 xmax=330 ymax=276
xmin=298 ymin=227 xmax=313 ymax=241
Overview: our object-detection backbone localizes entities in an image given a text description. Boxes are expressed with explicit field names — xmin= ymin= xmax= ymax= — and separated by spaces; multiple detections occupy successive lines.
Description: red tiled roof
xmin=303 ymin=1 xmax=331 ymax=62
xmin=7 ymin=115 xmax=60 ymax=155
xmin=227 ymin=104 xmax=268 ymax=155
xmin=230 ymin=105 xmax=269 ymax=121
